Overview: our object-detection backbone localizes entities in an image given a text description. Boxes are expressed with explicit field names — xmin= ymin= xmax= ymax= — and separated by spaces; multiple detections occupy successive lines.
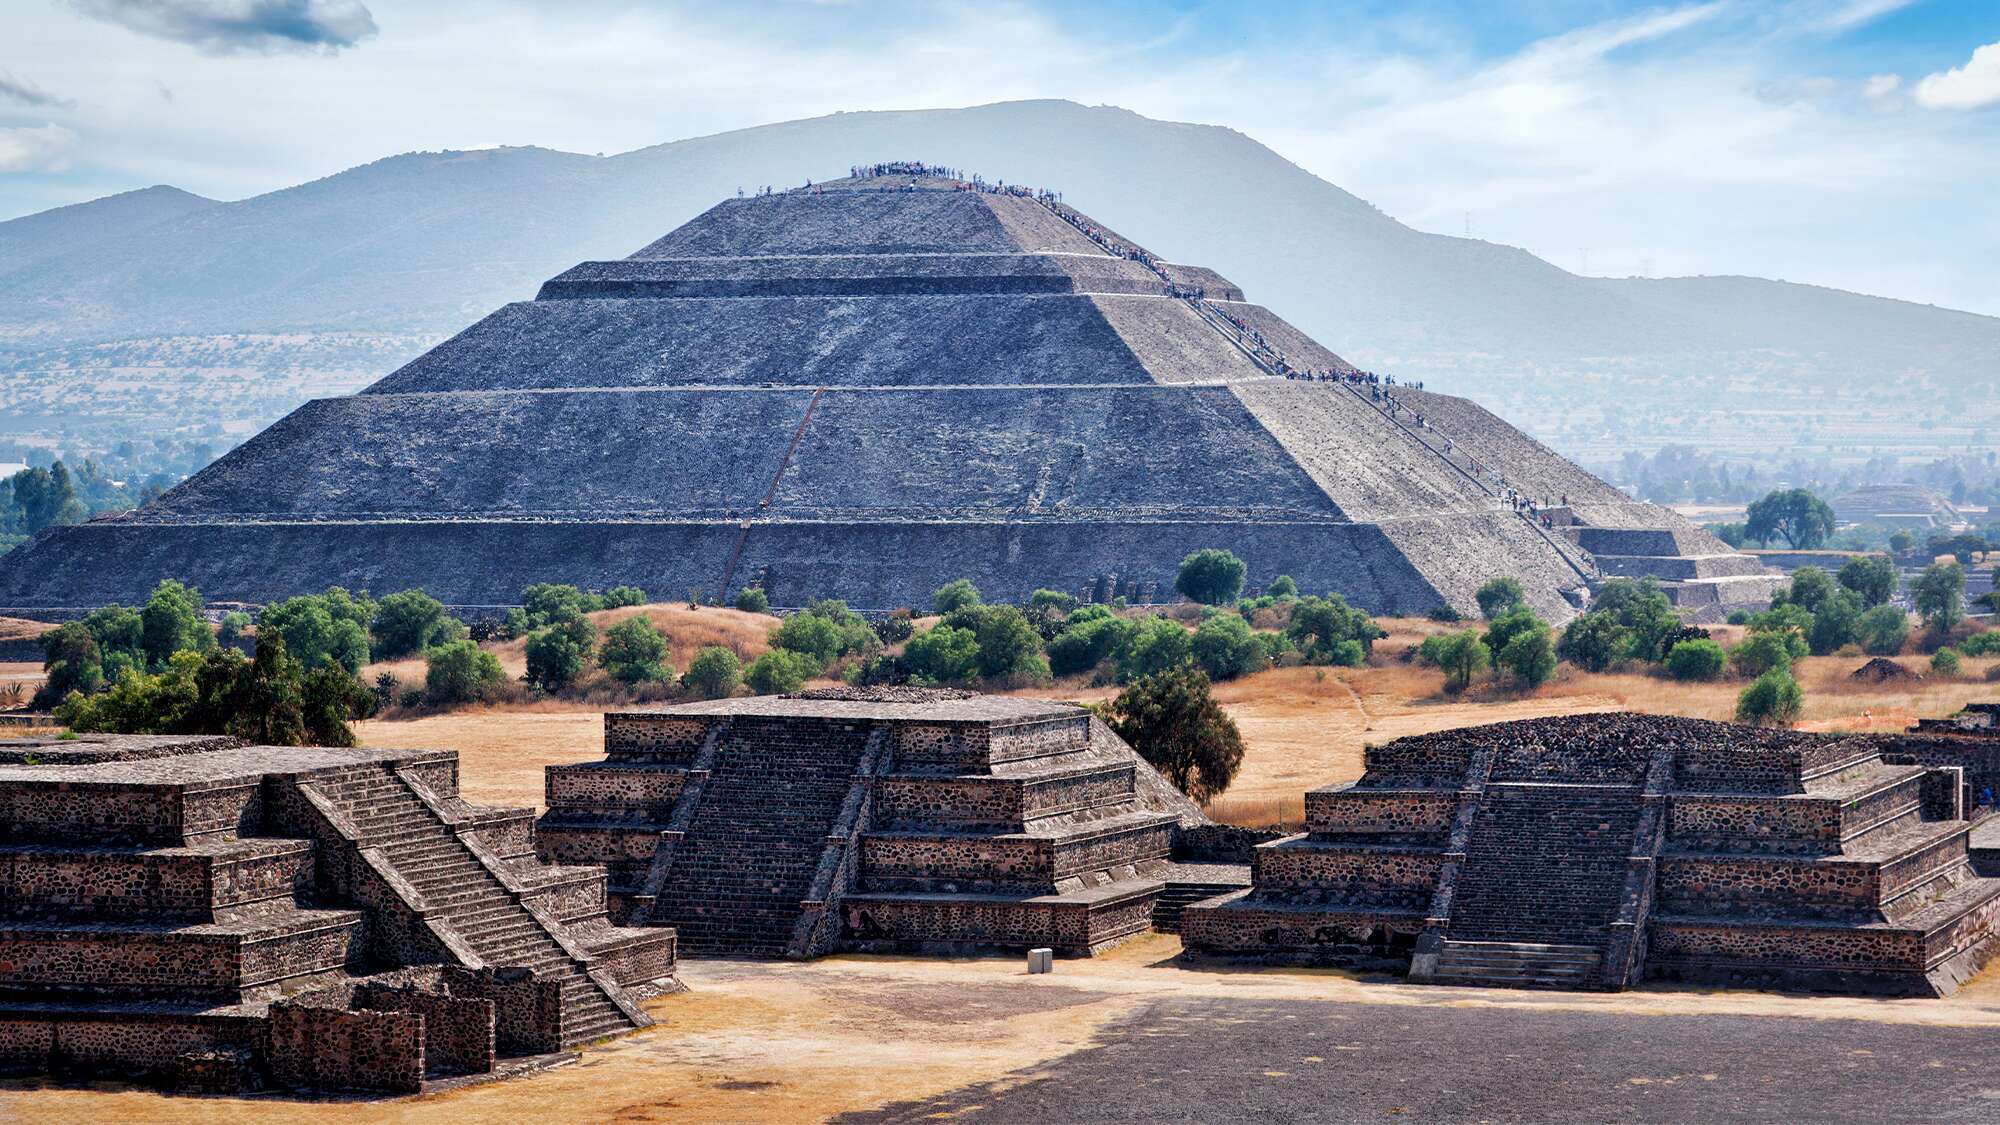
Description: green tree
xmin=140 ymin=579 xmax=212 ymax=669
xmin=681 ymin=646 xmax=742 ymax=699
xmin=1048 ymin=613 xmax=1134 ymax=677
xmin=1745 ymin=488 xmax=1836 ymax=549
xmin=1175 ymin=549 xmax=1248 ymax=606
xmin=602 ymin=585 xmax=648 ymax=608
xmin=904 ymin=625 xmax=980 ymax=683
xmin=217 ymin=611 xmax=252 ymax=648
xmin=746 ymin=649 xmax=815 ymax=695
xmin=1736 ymin=669 xmax=1803 ymax=727
xmin=232 ymin=632 xmax=308 ymax=746
xmin=1103 ymin=666 xmax=1245 ymax=803
xmin=1837 ymin=555 xmax=1897 ymax=608
xmin=1493 ymin=616 xmax=1557 ymax=688
xmin=82 ymin=604 xmax=145 ymax=665
xmin=1730 ymin=630 xmax=1801 ymax=678
xmin=931 ymin=579 xmax=982 ymax=616
xmin=770 ymin=612 xmax=842 ymax=670
xmin=1889 ymin=529 xmax=1916 ymax=552
xmin=1807 ymin=589 xmax=1864 ymax=656
xmin=1265 ymin=575 xmax=1299 ymax=600
xmin=1556 ymin=611 xmax=1627 ymax=673
xmin=516 ymin=583 xmax=603 ymax=631
xmin=370 ymin=589 xmax=464 ymax=660
xmin=733 ymin=586 xmax=772 ymax=615
xmin=1285 ymin=594 xmax=1379 ymax=666
xmin=424 ymin=640 xmax=505 ymax=705
xmin=4 ymin=463 xmax=84 ymax=533
xmin=599 ymin=617 xmax=672 ymax=684
xmin=1117 ymin=615 xmax=1195 ymax=681
xmin=1436 ymin=630 xmax=1491 ymax=693
xmin=1857 ymin=604 xmax=1911 ymax=656
xmin=1931 ymin=648 xmax=1964 ymax=678
xmin=261 ymin=587 xmax=375 ymax=675
xmin=525 ymin=611 xmax=597 ymax=692
xmin=34 ymin=621 xmax=104 ymax=707
xmin=301 ymin=665 xmax=372 ymax=747
xmin=1774 ymin=566 xmax=1837 ymax=614
xmin=943 ymin=603 xmax=1048 ymax=680
xmin=1475 ymin=577 xmax=1527 ymax=619
xmin=1913 ymin=561 xmax=1965 ymax=635
xmin=1191 ymin=613 xmax=1269 ymax=681
xmin=1581 ymin=577 xmax=1680 ymax=662
xmin=1665 ymin=638 xmax=1728 ymax=681
xmin=872 ymin=608 xmax=915 ymax=644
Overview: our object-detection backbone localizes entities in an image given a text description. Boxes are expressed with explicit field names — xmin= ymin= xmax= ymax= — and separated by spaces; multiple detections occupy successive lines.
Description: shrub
xmin=1434 ymin=630 xmax=1490 ymax=693
xmin=1807 ymin=590 xmax=1864 ymax=656
xmin=1028 ymin=588 xmax=1079 ymax=617
xmin=1175 ymin=549 xmax=1247 ymax=606
xmin=1426 ymin=604 xmax=1464 ymax=623
xmin=1773 ymin=566 xmax=1837 ymax=614
xmin=261 ymin=587 xmax=374 ymax=675
xmin=904 ymin=625 xmax=980 ymax=683
xmin=1730 ymin=630 xmax=1801 ymax=679
xmin=931 ymin=579 xmax=982 ymax=616
xmin=516 ymin=583 xmax=603 ymax=631
xmin=1583 ymin=578 xmax=1679 ymax=662
xmin=944 ymin=603 xmax=1048 ymax=680
xmin=1665 ymin=638 xmax=1728 ymax=681
xmin=681 ymin=646 xmax=741 ymax=699
xmin=770 ymin=612 xmax=841 ymax=670
xmin=217 ymin=611 xmax=252 ymax=648
xmin=599 ymin=617 xmax=672 ymax=684
xmin=1858 ymin=604 xmax=1911 ymax=656
xmin=1102 ymin=666 xmax=1244 ymax=803
xmin=602 ymin=585 xmax=647 ymax=608
xmin=1558 ymin=612 xmax=1627 ymax=673
xmin=1494 ymin=616 xmax=1557 ymax=688
xmin=872 ymin=608 xmax=915 ymax=645
xmin=1726 ymin=610 xmax=1752 ymax=626
xmin=746 ymin=649 xmax=816 ymax=695
xmin=370 ymin=589 xmax=464 ymax=660
xmin=1285 ymin=594 xmax=1379 ymax=666
xmin=1117 ymin=616 xmax=1194 ymax=681
xmin=35 ymin=621 xmax=104 ymax=708
xmin=733 ymin=586 xmax=771 ymax=615
xmin=1960 ymin=631 xmax=2000 ymax=657
xmin=524 ymin=612 xmax=596 ymax=692
xmin=1837 ymin=555 xmax=1897 ymax=608
xmin=1190 ymin=613 xmax=1268 ymax=681
xmin=1265 ymin=575 xmax=1299 ymax=600
xmin=1475 ymin=577 xmax=1527 ymax=619
xmin=1049 ymin=614 xmax=1134 ymax=678
xmin=1932 ymin=648 xmax=1964 ymax=677
xmin=424 ymin=640 xmax=505 ymax=705
xmin=1736 ymin=669 xmax=1803 ymax=727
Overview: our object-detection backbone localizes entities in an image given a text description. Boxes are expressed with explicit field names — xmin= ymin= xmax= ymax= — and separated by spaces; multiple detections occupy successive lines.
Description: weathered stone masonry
xmin=0 ymin=733 xmax=675 ymax=1094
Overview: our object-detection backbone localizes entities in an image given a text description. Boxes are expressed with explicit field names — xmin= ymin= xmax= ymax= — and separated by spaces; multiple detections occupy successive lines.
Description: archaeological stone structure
xmin=1181 ymin=713 xmax=2000 ymax=996
xmin=535 ymin=687 xmax=1217 ymax=957
xmin=0 ymin=165 xmax=1778 ymax=623
xmin=0 ymin=733 xmax=674 ymax=1094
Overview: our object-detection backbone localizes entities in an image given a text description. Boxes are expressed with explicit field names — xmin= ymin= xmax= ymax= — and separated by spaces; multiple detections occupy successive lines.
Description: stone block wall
xmin=267 ymin=999 xmax=424 ymax=1094
xmin=605 ymin=715 xmax=711 ymax=761
xmin=441 ymin=966 xmax=563 ymax=1057
xmin=356 ymin=982 xmax=497 ymax=1077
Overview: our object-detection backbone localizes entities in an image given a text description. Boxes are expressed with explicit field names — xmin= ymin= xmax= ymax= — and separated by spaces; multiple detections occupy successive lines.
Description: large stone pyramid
xmin=0 ymin=166 xmax=1777 ymax=619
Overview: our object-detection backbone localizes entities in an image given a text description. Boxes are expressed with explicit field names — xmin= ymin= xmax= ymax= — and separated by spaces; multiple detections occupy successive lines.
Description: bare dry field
xmin=12 ymin=932 xmax=2000 ymax=1124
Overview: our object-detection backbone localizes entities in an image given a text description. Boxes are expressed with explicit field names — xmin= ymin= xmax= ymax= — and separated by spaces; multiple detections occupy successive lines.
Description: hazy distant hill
xmin=2 ymin=100 xmax=1994 ymax=460
xmin=0 ymin=185 xmax=218 ymax=277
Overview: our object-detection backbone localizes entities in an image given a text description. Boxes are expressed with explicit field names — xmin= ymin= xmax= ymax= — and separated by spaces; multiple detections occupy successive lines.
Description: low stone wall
xmin=1179 ymin=893 xmax=1423 ymax=967
xmin=1171 ymin=823 xmax=1288 ymax=863
xmin=355 ymin=982 xmax=496 ymax=1077
xmin=267 ymin=998 xmax=424 ymax=1094
xmin=1251 ymin=842 xmax=1442 ymax=909
xmin=440 ymin=966 xmax=564 ymax=1056
xmin=604 ymin=715 xmax=710 ymax=762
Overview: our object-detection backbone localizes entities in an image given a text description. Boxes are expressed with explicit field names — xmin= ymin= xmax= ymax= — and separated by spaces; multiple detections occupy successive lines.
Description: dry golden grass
xmin=0 ymin=616 xmax=48 ymax=642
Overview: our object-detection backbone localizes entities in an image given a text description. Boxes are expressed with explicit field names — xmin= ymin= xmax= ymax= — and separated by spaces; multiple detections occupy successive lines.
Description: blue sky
xmin=3 ymin=0 xmax=1998 ymax=313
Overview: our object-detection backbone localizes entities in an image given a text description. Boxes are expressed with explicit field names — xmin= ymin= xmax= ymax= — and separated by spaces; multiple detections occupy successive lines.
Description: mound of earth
xmin=1851 ymin=657 xmax=1918 ymax=682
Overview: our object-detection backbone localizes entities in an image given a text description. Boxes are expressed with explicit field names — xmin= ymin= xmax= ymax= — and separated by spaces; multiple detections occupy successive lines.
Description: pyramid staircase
xmin=301 ymin=764 xmax=647 ymax=1045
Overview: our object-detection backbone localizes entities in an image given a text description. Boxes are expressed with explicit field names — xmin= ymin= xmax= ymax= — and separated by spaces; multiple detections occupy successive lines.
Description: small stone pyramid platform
xmin=1181 ymin=713 xmax=2000 ymax=996
xmin=535 ymin=687 xmax=1207 ymax=958
xmin=0 ymin=733 xmax=674 ymax=1094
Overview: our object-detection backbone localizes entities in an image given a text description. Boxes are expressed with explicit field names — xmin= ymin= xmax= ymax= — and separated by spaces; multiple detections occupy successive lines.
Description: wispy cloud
xmin=68 ymin=0 xmax=378 ymax=54
xmin=0 ymin=71 xmax=76 ymax=109
xmin=1914 ymin=41 xmax=2000 ymax=111
xmin=0 ymin=124 xmax=80 ymax=172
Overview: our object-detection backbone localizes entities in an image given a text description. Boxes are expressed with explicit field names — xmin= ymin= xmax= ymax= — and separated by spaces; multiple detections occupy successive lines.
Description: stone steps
xmin=1447 ymin=784 xmax=1640 ymax=946
xmin=1433 ymin=940 xmax=1602 ymax=989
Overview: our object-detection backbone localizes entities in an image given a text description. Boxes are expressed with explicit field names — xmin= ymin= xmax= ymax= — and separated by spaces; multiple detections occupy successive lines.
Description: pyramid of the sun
xmin=0 ymin=167 xmax=1778 ymax=619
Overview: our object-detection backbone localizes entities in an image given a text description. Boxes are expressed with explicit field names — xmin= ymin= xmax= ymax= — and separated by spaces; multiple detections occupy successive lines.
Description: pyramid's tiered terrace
xmin=0 ymin=734 xmax=673 ymax=1094
xmin=1182 ymin=713 xmax=2000 ymax=996
xmin=536 ymin=688 xmax=1207 ymax=957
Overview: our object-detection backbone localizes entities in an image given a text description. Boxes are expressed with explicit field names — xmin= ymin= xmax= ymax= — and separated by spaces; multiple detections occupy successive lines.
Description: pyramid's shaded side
xmin=0 ymin=173 xmax=1775 ymax=619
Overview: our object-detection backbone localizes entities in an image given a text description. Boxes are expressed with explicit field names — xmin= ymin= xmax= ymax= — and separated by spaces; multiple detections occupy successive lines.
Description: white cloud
xmin=1914 ymin=41 xmax=2000 ymax=111
xmin=68 ymin=0 xmax=378 ymax=54
xmin=0 ymin=124 xmax=80 ymax=172
xmin=1863 ymin=73 xmax=1900 ymax=101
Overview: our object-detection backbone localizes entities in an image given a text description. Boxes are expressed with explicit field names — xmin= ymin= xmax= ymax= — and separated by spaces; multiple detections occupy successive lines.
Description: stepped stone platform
xmin=536 ymin=687 xmax=1207 ymax=958
xmin=1181 ymin=713 xmax=2000 ymax=996
xmin=0 ymin=734 xmax=674 ymax=1095
xmin=0 ymin=166 xmax=1772 ymax=624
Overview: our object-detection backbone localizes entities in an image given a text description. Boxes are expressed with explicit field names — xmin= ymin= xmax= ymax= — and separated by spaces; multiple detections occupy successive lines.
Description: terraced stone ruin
xmin=1182 ymin=713 xmax=2000 ymax=996
xmin=0 ymin=734 xmax=674 ymax=1094
xmin=0 ymin=166 xmax=1779 ymax=621
xmin=535 ymin=688 xmax=1213 ymax=957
